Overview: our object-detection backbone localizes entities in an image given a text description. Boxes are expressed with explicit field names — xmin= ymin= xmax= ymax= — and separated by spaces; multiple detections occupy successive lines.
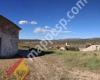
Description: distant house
xmin=80 ymin=45 xmax=100 ymax=51
xmin=0 ymin=15 xmax=21 ymax=58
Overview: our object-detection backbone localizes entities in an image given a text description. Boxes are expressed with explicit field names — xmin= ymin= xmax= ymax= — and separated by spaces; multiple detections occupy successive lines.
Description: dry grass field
xmin=0 ymin=50 xmax=100 ymax=80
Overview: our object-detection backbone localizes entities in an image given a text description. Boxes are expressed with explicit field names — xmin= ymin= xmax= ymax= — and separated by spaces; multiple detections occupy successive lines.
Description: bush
xmin=65 ymin=46 xmax=79 ymax=51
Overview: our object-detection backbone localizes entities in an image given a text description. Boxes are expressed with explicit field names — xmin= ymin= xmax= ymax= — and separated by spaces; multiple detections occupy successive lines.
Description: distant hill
xmin=19 ymin=38 xmax=100 ymax=49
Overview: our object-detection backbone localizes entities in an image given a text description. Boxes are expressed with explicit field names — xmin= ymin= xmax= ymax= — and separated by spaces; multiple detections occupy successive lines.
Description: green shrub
xmin=65 ymin=46 xmax=79 ymax=51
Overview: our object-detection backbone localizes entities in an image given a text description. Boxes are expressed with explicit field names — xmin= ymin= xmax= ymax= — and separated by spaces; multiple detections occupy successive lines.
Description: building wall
xmin=80 ymin=45 xmax=100 ymax=51
xmin=0 ymin=27 xmax=19 ymax=58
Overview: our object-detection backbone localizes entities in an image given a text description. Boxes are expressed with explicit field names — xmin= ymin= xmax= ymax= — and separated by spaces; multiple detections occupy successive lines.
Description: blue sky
xmin=0 ymin=0 xmax=100 ymax=39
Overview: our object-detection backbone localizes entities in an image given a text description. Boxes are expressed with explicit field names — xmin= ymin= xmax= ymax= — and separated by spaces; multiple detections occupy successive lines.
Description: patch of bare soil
xmin=0 ymin=56 xmax=100 ymax=80
xmin=26 ymin=55 xmax=100 ymax=80
xmin=0 ymin=59 xmax=18 ymax=70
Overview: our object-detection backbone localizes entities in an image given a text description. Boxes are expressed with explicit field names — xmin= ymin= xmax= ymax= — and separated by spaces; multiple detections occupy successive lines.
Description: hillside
xmin=19 ymin=38 xmax=100 ymax=49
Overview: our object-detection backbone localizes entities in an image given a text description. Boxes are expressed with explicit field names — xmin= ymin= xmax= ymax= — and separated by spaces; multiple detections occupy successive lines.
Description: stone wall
xmin=0 ymin=27 xmax=19 ymax=58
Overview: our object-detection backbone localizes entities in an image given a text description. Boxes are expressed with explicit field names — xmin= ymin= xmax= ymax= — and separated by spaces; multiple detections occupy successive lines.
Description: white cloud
xmin=18 ymin=20 xmax=28 ymax=25
xmin=34 ymin=27 xmax=72 ymax=33
xmin=30 ymin=21 xmax=38 ymax=25
xmin=18 ymin=20 xmax=38 ymax=25
xmin=34 ymin=28 xmax=46 ymax=33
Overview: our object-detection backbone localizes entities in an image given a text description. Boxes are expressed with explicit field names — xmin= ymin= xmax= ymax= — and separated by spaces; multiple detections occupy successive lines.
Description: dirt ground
xmin=27 ymin=55 xmax=100 ymax=80
xmin=0 ymin=54 xmax=100 ymax=80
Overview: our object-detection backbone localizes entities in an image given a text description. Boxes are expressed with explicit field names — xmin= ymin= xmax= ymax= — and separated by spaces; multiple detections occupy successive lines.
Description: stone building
xmin=80 ymin=45 xmax=100 ymax=51
xmin=0 ymin=15 xmax=21 ymax=58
